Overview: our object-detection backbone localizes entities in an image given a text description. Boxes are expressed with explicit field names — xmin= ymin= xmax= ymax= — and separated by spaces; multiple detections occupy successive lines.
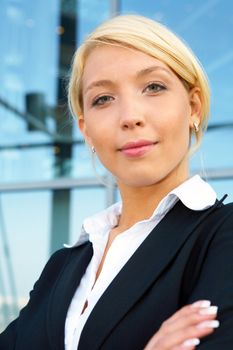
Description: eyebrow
xmin=84 ymin=65 xmax=173 ymax=94
xmin=84 ymin=80 xmax=114 ymax=94
xmin=136 ymin=65 xmax=173 ymax=78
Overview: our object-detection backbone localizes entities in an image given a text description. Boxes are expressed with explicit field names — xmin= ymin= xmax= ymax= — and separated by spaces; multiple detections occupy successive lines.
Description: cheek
xmin=85 ymin=123 xmax=114 ymax=165
xmin=84 ymin=108 xmax=117 ymax=150
xmin=82 ymin=117 xmax=102 ymax=144
xmin=160 ymin=106 xmax=191 ymax=150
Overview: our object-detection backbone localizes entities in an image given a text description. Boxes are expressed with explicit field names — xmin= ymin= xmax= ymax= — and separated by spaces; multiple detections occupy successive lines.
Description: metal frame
xmin=0 ymin=169 xmax=232 ymax=194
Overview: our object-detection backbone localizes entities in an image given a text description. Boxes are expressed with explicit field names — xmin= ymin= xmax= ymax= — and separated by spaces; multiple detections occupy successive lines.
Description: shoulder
xmin=183 ymin=200 xmax=233 ymax=268
xmin=36 ymin=243 xmax=92 ymax=286
xmin=199 ymin=200 xmax=233 ymax=229
xmin=40 ymin=248 xmax=71 ymax=276
xmin=219 ymin=200 xmax=233 ymax=217
xmin=210 ymin=200 xmax=233 ymax=229
xmin=210 ymin=201 xmax=233 ymax=243
xmin=196 ymin=200 xmax=233 ymax=263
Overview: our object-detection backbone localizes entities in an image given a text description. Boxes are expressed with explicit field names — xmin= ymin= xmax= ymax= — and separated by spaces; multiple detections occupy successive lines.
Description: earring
xmin=91 ymin=146 xmax=96 ymax=153
xmin=193 ymin=122 xmax=199 ymax=133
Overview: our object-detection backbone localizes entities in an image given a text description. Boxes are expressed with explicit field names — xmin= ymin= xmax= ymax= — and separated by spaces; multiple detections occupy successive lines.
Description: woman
xmin=1 ymin=15 xmax=233 ymax=350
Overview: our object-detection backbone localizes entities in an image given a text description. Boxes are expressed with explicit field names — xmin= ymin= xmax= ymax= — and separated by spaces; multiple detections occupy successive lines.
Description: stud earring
xmin=193 ymin=122 xmax=199 ymax=133
xmin=91 ymin=146 xmax=96 ymax=153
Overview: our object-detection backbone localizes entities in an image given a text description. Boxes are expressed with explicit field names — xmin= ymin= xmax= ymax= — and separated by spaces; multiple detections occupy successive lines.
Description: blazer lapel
xmin=47 ymin=242 xmax=93 ymax=350
xmin=78 ymin=200 xmax=221 ymax=350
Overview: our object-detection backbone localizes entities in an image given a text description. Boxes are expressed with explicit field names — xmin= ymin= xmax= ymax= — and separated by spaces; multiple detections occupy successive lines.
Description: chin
xmin=117 ymin=165 xmax=186 ymax=189
xmin=120 ymin=175 xmax=165 ymax=188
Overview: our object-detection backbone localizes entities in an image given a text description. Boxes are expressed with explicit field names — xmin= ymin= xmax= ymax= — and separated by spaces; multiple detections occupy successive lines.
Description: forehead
xmin=82 ymin=45 xmax=175 ymax=85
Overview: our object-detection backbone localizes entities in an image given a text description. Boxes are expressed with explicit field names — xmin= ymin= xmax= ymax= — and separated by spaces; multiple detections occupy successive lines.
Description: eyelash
xmin=143 ymin=82 xmax=166 ymax=93
xmin=91 ymin=82 xmax=166 ymax=107
xmin=92 ymin=95 xmax=114 ymax=107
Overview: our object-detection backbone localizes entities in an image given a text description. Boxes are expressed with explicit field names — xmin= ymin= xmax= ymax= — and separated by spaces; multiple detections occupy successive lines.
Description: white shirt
xmin=64 ymin=175 xmax=216 ymax=350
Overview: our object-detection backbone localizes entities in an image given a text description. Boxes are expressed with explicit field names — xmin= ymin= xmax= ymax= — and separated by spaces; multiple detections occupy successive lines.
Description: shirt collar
xmin=65 ymin=175 xmax=216 ymax=248
xmin=170 ymin=174 xmax=216 ymax=210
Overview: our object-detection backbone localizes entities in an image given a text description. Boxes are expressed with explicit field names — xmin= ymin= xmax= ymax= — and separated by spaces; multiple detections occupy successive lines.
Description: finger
xmin=144 ymin=302 xmax=218 ymax=350
xmin=172 ymin=344 xmax=196 ymax=350
xmin=160 ymin=305 xmax=218 ymax=334
xmin=172 ymin=346 xmax=196 ymax=350
xmin=156 ymin=337 xmax=199 ymax=350
xmin=164 ymin=300 xmax=211 ymax=325
xmin=145 ymin=318 xmax=219 ymax=349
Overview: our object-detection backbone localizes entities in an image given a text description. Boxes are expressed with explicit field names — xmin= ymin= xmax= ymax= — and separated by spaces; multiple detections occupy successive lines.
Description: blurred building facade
xmin=0 ymin=0 xmax=233 ymax=331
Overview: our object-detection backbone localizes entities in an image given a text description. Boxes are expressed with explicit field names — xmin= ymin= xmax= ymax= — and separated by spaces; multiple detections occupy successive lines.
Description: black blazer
xmin=1 ymin=199 xmax=233 ymax=350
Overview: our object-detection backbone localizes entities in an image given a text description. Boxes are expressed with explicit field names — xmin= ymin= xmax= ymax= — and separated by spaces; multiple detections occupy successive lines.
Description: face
xmin=79 ymin=45 xmax=201 ymax=189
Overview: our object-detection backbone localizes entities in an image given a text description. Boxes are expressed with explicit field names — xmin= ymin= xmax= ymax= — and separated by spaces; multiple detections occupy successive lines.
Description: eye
xmin=143 ymin=82 xmax=166 ymax=94
xmin=92 ymin=95 xmax=114 ymax=107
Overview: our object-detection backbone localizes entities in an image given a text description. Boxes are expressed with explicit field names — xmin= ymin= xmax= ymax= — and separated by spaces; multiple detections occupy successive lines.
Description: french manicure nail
xmin=191 ymin=300 xmax=211 ymax=308
xmin=197 ymin=320 xmax=220 ymax=329
xmin=182 ymin=338 xmax=200 ymax=346
xmin=199 ymin=306 xmax=218 ymax=315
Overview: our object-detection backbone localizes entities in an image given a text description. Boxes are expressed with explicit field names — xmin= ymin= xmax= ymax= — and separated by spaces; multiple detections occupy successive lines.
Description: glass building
xmin=0 ymin=0 xmax=232 ymax=331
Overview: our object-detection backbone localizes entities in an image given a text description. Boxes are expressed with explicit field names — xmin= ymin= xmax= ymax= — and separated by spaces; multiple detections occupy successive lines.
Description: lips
xmin=120 ymin=140 xmax=156 ymax=157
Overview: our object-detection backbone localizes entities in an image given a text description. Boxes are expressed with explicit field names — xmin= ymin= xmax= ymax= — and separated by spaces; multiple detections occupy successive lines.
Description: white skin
xmin=78 ymin=45 xmax=218 ymax=349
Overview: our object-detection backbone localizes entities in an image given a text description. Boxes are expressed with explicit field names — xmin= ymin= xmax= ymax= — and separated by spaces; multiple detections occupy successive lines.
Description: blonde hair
xmin=68 ymin=14 xmax=210 ymax=151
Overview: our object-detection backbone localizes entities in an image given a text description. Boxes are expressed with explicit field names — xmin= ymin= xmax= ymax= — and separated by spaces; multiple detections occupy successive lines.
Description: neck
xmin=117 ymin=167 xmax=189 ymax=231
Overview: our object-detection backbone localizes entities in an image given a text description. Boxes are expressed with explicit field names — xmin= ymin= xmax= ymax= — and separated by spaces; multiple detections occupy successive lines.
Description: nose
xmin=119 ymin=100 xmax=145 ymax=130
xmin=120 ymin=116 xmax=145 ymax=130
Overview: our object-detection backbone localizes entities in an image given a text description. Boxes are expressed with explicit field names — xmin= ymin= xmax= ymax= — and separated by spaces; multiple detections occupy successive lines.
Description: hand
xmin=144 ymin=300 xmax=219 ymax=350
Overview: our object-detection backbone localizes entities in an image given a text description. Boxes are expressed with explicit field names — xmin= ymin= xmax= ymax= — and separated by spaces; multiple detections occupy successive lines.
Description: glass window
xmin=0 ymin=0 xmax=61 ymax=184
xmin=0 ymin=191 xmax=51 ymax=331
xmin=70 ymin=187 xmax=106 ymax=245
xmin=0 ymin=0 xmax=232 ymax=333
xmin=209 ymin=179 xmax=233 ymax=203
xmin=78 ymin=0 xmax=111 ymax=43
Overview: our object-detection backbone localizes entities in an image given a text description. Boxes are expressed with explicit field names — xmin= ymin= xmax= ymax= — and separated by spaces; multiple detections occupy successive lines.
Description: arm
xmin=143 ymin=209 xmax=233 ymax=350
xmin=144 ymin=301 xmax=219 ymax=350
xmin=187 ymin=215 xmax=233 ymax=349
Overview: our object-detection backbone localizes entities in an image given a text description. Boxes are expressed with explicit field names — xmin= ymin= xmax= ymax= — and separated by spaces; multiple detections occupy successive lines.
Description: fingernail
xmin=182 ymin=338 xmax=200 ymax=346
xmin=199 ymin=306 xmax=218 ymax=315
xmin=191 ymin=300 xmax=211 ymax=308
xmin=197 ymin=320 xmax=220 ymax=329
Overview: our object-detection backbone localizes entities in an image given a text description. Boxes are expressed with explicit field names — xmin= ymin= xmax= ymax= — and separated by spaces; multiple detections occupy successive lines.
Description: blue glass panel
xmin=209 ymin=179 xmax=233 ymax=203
xmin=78 ymin=0 xmax=110 ymax=43
xmin=70 ymin=188 xmax=106 ymax=244
xmin=190 ymin=128 xmax=233 ymax=169
xmin=121 ymin=1 xmax=233 ymax=124
xmin=0 ymin=191 xmax=51 ymax=331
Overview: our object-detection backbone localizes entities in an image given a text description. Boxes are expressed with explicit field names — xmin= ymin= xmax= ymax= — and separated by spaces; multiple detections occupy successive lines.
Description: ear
xmin=78 ymin=116 xmax=93 ymax=147
xmin=188 ymin=87 xmax=202 ymax=128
